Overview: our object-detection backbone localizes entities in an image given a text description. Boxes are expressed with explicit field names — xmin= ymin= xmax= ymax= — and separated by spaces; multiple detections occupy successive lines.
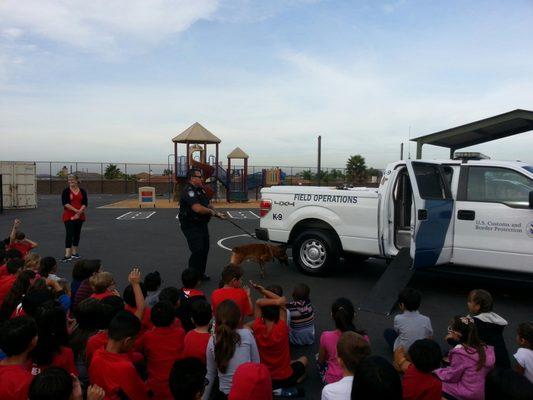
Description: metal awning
xmin=412 ymin=109 xmax=533 ymax=158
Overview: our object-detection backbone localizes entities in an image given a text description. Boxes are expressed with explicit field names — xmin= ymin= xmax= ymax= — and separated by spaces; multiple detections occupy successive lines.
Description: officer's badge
xmin=188 ymin=191 xmax=195 ymax=197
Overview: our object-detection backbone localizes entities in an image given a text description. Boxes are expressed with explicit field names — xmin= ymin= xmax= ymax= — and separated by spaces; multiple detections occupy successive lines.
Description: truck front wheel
xmin=293 ymin=230 xmax=339 ymax=275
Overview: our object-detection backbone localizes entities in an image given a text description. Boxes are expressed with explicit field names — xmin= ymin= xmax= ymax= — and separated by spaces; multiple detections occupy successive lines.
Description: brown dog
xmin=230 ymin=243 xmax=289 ymax=278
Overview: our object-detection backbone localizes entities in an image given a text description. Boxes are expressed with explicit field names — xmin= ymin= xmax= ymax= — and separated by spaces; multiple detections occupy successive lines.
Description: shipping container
xmin=0 ymin=161 xmax=38 ymax=209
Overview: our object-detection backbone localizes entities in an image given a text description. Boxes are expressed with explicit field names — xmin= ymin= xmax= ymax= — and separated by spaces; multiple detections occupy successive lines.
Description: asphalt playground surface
xmin=1 ymin=195 xmax=532 ymax=399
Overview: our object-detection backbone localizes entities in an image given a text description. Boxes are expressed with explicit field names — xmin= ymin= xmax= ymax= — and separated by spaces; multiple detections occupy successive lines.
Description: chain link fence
xmin=36 ymin=161 xmax=381 ymax=195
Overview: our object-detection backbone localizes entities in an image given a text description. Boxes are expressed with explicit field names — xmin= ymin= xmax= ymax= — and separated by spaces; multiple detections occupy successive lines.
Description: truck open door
xmin=406 ymin=161 xmax=454 ymax=268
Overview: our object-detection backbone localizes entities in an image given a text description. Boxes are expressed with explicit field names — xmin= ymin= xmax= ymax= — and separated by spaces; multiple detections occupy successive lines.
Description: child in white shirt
xmin=514 ymin=321 xmax=533 ymax=384
xmin=321 ymin=331 xmax=370 ymax=400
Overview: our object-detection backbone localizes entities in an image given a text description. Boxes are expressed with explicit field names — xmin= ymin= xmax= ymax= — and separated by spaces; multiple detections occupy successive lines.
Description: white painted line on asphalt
xmin=217 ymin=234 xmax=248 ymax=251
xmin=250 ymin=211 xmax=260 ymax=218
xmin=116 ymin=211 xmax=133 ymax=220
xmin=145 ymin=211 xmax=156 ymax=219
xmin=226 ymin=211 xmax=235 ymax=219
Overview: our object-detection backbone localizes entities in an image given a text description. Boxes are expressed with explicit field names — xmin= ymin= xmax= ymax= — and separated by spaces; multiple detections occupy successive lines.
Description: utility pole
xmin=317 ymin=135 xmax=322 ymax=186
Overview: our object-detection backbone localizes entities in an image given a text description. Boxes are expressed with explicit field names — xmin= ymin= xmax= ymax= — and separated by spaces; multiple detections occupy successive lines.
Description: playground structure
xmin=172 ymin=122 xmax=284 ymax=202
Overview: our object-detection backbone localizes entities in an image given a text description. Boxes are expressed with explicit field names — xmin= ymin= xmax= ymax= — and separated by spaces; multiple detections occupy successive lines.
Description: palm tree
xmin=346 ymin=155 xmax=367 ymax=183
xmin=104 ymin=164 xmax=122 ymax=180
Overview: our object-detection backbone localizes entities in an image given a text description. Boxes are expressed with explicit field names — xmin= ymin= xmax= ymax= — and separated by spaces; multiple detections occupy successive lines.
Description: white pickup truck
xmin=256 ymin=158 xmax=533 ymax=275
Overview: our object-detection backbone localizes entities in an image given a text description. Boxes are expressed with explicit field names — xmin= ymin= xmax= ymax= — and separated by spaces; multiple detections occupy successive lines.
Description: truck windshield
xmin=523 ymin=166 xmax=533 ymax=174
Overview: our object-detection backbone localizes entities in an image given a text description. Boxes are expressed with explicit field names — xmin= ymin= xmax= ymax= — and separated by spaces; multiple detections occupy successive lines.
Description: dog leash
xmin=222 ymin=217 xmax=257 ymax=239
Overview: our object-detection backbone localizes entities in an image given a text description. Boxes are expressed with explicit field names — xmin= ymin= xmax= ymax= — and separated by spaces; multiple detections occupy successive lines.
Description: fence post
xmin=124 ymin=164 xmax=128 ymax=194
xmin=49 ymin=162 xmax=52 ymax=194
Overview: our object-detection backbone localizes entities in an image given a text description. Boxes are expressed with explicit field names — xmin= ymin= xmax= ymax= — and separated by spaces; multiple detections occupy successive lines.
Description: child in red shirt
xmin=178 ymin=268 xmax=207 ymax=331
xmin=211 ymin=265 xmax=252 ymax=325
xmin=123 ymin=282 xmax=153 ymax=333
xmin=169 ymin=357 xmax=207 ymax=400
xmin=30 ymin=302 xmax=77 ymax=376
xmin=183 ymin=299 xmax=212 ymax=364
xmin=0 ymin=316 xmax=38 ymax=400
xmin=89 ymin=311 xmax=149 ymax=400
xmin=7 ymin=219 xmax=38 ymax=259
xmin=89 ymin=272 xmax=119 ymax=301
xmin=0 ymin=258 xmax=24 ymax=307
xmin=395 ymin=339 xmax=443 ymax=400
xmin=138 ymin=301 xmax=186 ymax=399
xmin=29 ymin=367 xmax=106 ymax=400
xmin=249 ymin=282 xmax=308 ymax=389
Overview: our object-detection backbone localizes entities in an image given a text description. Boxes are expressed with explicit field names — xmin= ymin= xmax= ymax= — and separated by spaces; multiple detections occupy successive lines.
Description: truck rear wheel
xmin=293 ymin=230 xmax=339 ymax=275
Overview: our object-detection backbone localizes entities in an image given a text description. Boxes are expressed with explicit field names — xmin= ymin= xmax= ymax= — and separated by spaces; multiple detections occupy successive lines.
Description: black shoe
xmin=201 ymin=274 xmax=211 ymax=281
xmin=61 ymin=256 xmax=72 ymax=263
xmin=71 ymin=254 xmax=81 ymax=259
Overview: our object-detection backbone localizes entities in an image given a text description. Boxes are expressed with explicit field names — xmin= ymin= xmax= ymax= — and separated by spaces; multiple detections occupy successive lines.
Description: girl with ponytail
xmin=203 ymin=299 xmax=260 ymax=400
xmin=318 ymin=298 xmax=369 ymax=384
xmin=436 ymin=315 xmax=496 ymax=400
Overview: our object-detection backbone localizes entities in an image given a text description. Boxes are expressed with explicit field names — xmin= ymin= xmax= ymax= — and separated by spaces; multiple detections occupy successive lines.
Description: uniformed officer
xmin=178 ymin=168 xmax=225 ymax=281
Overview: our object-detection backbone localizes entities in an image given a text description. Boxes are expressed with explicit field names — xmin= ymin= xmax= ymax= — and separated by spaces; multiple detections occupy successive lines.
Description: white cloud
xmin=0 ymin=0 xmax=219 ymax=52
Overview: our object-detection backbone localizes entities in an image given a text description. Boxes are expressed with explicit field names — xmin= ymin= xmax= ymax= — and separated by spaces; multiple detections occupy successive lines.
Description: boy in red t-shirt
xmin=0 ymin=316 xmax=38 ymax=400
xmin=138 ymin=301 xmax=186 ymax=399
xmin=89 ymin=311 xmax=149 ymax=400
xmin=395 ymin=339 xmax=443 ymax=400
xmin=249 ymin=282 xmax=308 ymax=389
xmin=0 ymin=258 xmax=24 ymax=307
xmin=0 ymin=248 xmax=23 ymax=278
xmin=7 ymin=219 xmax=38 ymax=259
xmin=178 ymin=268 xmax=207 ymax=331
xmin=183 ymin=299 xmax=212 ymax=364
xmin=211 ymin=265 xmax=252 ymax=325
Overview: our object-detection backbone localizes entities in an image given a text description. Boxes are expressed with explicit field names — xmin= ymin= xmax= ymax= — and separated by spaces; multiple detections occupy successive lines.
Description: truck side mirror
xmin=530 ymin=191 xmax=533 ymax=209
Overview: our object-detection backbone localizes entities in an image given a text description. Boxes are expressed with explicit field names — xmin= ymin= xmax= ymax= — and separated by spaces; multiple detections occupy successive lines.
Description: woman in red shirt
xmin=61 ymin=175 xmax=88 ymax=262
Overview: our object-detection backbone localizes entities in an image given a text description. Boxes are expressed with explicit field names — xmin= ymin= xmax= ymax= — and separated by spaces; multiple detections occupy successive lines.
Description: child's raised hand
xmin=13 ymin=219 xmax=21 ymax=227
xmin=249 ymin=280 xmax=265 ymax=293
xmin=87 ymin=384 xmax=105 ymax=400
xmin=128 ymin=267 xmax=142 ymax=285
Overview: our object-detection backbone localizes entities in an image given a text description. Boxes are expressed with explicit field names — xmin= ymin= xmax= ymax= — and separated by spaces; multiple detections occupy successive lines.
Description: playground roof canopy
xmin=172 ymin=122 xmax=221 ymax=144
xmin=227 ymin=147 xmax=249 ymax=159
xmin=411 ymin=109 xmax=533 ymax=158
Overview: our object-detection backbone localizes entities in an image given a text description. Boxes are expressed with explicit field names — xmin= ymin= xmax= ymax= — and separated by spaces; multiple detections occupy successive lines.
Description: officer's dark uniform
xmin=179 ymin=182 xmax=212 ymax=276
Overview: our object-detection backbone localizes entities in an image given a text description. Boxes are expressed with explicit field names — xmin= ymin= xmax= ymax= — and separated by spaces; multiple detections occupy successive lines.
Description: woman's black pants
xmin=65 ymin=220 xmax=84 ymax=248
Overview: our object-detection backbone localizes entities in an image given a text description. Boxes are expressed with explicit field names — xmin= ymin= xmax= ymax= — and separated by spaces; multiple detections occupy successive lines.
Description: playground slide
xmin=247 ymin=171 xmax=264 ymax=190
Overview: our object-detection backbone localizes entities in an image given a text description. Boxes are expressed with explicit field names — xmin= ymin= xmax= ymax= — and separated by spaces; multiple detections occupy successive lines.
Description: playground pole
xmin=317 ymin=135 xmax=322 ymax=186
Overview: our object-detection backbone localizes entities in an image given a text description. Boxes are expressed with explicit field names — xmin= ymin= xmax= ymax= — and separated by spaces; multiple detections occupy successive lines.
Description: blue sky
xmin=1 ymin=0 xmax=532 ymax=168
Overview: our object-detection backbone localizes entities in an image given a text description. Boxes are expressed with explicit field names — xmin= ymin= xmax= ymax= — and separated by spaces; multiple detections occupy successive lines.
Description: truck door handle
xmin=457 ymin=210 xmax=475 ymax=220
xmin=417 ymin=209 xmax=428 ymax=221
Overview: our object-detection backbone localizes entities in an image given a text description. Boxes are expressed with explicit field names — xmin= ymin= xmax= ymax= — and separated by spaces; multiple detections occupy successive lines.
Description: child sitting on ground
xmin=0 ymin=316 xmax=38 ymax=400
xmin=178 ymin=268 xmax=207 ymax=331
xmin=211 ymin=265 xmax=252 ymax=325
xmin=384 ymin=288 xmax=433 ymax=352
xmin=229 ymin=362 xmax=273 ymax=400
xmin=287 ymin=283 xmax=315 ymax=346
xmin=89 ymin=311 xmax=149 ymax=400
xmin=468 ymin=289 xmax=510 ymax=368
xmin=143 ymin=271 xmax=162 ymax=307
xmin=39 ymin=256 xmax=60 ymax=280
xmin=24 ymin=253 xmax=41 ymax=272
xmin=123 ymin=281 xmax=152 ymax=333
xmin=394 ymin=339 xmax=442 ymax=400
xmin=30 ymin=302 xmax=77 ymax=376
xmin=29 ymin=366 xmax=105 ymax=400
xmin=249 ymin=281 xmax=308 ymax=391
xmin=89 ymin=272 xmax=118 ymax=301
xmin=436 ymin=315 xmax=495 ymax=400
xmin=138 ymin=301 xmax=186 ymax=399
xmin=352 ymin=356 xmax=402 ymax=399
xmin=321 ymin=331 xmax=371 ymax=400
xmin=318 ymin=297 xmax=368 ymax=384
xmin=514 ymin=321 xmax=533 ymax=384
xmin=183 ymin=299 xmax=212 ymax=364
xmin=485 ymin=367 xmax=533 ymax=400
xmin=8 ymin=219 xmax=38 ymax=259
xmin=169 ymin=357 xmax=207 ymax=400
